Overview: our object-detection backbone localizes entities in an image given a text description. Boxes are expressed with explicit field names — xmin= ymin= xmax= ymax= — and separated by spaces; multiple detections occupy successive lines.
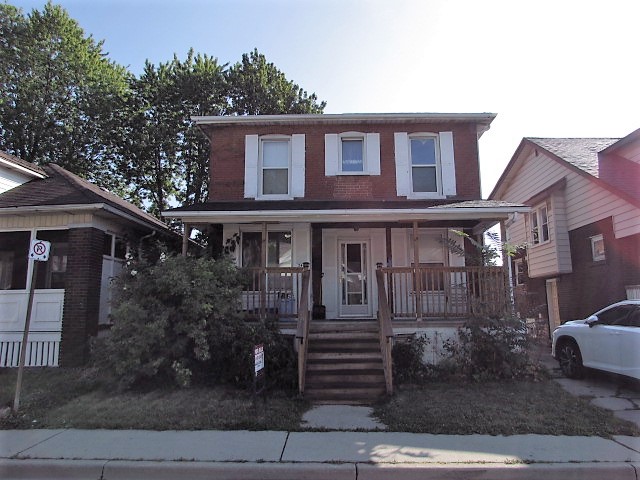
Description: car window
xmin=596 ymin=305 xmax=634 ymax=325
xmin=624 ymin=306 xmax=640 ymax=327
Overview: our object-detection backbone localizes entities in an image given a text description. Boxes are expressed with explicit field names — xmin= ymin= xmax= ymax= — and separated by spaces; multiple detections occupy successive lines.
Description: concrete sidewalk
xmin=1 ymin=429 xmax=639 ymax=479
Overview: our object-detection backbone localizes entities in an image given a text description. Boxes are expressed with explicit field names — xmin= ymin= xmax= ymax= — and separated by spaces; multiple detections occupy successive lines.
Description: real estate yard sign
xmin=13 ymin=240 xmax=51 ymax=412
xmin=254 ymin=344 xmax=265 ymax=396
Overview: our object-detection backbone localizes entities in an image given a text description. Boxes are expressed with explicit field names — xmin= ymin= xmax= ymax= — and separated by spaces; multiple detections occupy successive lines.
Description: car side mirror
xmin=587 ymin=315 xmax=599 ymax=328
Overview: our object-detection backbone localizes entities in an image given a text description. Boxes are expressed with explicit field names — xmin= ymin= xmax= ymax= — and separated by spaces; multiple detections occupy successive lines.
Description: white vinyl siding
xmin=0 ymin=168 xmax=31 ymax=194
xmin=324 ymin=133 xmax=380 ymax=176
xmin=499 ymin=147 xmax=639 ymax=278
xmin=500 ymin=149 xmax=639 ymax=239
xmin=0 ymin=213 xmax=94 ymax=230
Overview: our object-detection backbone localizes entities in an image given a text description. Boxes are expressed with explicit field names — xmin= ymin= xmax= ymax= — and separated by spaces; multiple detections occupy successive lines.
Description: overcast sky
xmin=14 ymin=0 xmax=640 ymax=196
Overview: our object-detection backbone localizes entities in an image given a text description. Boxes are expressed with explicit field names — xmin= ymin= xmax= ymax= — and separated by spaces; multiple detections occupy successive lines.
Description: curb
xmin=1 ymin=459 xmax=638 ymax=480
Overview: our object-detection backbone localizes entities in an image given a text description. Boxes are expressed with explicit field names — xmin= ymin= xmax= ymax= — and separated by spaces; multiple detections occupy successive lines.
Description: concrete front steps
xmin=304 ymin=321 xmax=386 ymax=405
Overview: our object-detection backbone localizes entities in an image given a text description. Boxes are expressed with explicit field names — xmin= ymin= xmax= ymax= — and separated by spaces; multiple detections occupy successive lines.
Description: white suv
xmin=551 ymin=300 xmax=640 ymax=380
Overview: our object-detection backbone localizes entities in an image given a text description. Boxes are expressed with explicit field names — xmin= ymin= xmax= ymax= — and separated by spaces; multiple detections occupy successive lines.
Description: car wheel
xmin=557 ymin=340 xmax=584 ymax=379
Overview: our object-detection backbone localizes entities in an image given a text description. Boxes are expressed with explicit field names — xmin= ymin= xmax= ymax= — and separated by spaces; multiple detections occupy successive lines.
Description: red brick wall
xmin=59 ymin=227 xmax=104 ymax=366
xmin=208 ymin=122 xmax=482 ymax=201
xmin=558 ymin=217 xmax=639 ymax=321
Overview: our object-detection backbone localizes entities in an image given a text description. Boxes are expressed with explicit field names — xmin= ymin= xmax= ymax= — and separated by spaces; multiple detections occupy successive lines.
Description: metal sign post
xmin=13 ymin=240 xmax=51 ymax=412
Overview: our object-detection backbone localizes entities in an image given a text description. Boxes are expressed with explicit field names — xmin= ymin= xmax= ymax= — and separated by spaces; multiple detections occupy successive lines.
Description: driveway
xmin=539 ymin=345 xmax=640 ymax=429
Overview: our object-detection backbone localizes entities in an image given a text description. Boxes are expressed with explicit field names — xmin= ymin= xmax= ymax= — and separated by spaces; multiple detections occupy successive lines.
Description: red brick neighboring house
xmin=163 ymin=113 xmax=528 ymax=400
xmin=489 ymin=129 xmax=640 ymax=334
xmin=0 ymin=152 xmax=173 ymax=367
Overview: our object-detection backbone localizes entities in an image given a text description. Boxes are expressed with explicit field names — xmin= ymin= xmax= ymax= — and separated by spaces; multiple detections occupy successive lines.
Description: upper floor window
xmin=590 ymin=234 xmax=605 ymax=262
xmin=410 ymin=135 xmax=439 ymax=193
xmin=325 ymin=132 xmax=380 ymax=176
xmin=244 ymin=134 xmax=305 ymax=200
xmin=261 ymin=138 xmax=290 ymax=196
xmin=395 ymin=131 xmax=456 ymax=198
xmin=341 ymin=135 xmax=365 ymax=173
xmin=531 ymin=203 xmax=549 ymax=244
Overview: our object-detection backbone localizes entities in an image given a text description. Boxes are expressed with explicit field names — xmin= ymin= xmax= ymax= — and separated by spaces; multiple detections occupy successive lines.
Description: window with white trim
xmin=260 ymin=137 xmax=290 ymax=196
xmin=394 ymin=131 xmax=456 ymax=198
xmin=531 ymin=203 xmax=549 ymax=244
xmin=324 ymin=132 xmax=380 ymax=176
xmin=340 ymin=135 xmax=365 ymax=173
xmin=410 ymin=134 xmax=440 ymax=193
xmin=241 ymin=231 xmax=292 ymax=269
xmin=590 ymin=234 xmax=605 ymax=262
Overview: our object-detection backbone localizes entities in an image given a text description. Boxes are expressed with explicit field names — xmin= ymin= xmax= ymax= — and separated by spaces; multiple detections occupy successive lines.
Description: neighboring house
xmin=163 ymin=113 xmax=528 ymax=397
xmin=490 ymin=129 xmax=640 ymax=334
xmin=0 ymin=151 xmax=47 ymax=193
xmin=0 ymin=153 xmax=173 ymax=367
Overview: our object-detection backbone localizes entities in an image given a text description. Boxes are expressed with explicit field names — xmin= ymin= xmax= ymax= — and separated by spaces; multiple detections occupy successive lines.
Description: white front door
xmin=339 ymin=240 xmax=371 ymax=317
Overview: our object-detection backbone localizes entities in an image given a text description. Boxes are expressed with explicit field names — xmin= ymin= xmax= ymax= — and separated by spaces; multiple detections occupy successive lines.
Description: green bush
xmin=392 ymin=334 xmax=435 ymax=384
xmin=440 ymin=317 xmax=546 ymax=381
xmin=92 ymin=252 xmax=296 ymax=391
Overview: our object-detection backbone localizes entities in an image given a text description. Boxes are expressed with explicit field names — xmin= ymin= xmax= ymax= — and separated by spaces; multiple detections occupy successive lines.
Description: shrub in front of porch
xmin=92 ymin=252 xmax=296 ymax=391
xmin=439 ymin=317 xmax=547 ymax=381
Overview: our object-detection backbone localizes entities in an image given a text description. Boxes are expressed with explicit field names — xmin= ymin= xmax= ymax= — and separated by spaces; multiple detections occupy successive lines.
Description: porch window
xmin=35 ymin=230 xmax=68 ymax=289
xmin=241 ymin=231 xmax=292 ymax=268
xmin=0 ymin=231 xmax=30 ymax=290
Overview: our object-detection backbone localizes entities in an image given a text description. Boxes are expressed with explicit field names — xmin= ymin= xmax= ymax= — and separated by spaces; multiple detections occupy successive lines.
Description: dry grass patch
xmin=374 ymin=380 xmax=640 ymax=437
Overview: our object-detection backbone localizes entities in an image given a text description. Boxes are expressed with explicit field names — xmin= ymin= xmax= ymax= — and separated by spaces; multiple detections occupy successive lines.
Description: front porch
xmin=242 ymin=264 xmax=510 ymax=323
xmin=165 ymin=200 xmax=527 ymax=400
xmin=242 ymin=263 xmax=509 ymax=399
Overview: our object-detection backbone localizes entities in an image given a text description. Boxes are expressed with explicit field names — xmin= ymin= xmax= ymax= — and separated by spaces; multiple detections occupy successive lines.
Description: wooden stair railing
xmin=295 ymin=264 xmax=311 ymax=395
xmin=376 ymin=264 xmax=394 ymax=395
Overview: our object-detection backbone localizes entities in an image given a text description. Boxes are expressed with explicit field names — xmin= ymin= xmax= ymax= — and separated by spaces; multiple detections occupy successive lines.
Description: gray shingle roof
xmin=526 ymin=138 xmax=619 ymax=177
xmin=0 ymin=163 xmax=168 ymax=231
xmin=0 ymin=150 xmax=46 ymax=177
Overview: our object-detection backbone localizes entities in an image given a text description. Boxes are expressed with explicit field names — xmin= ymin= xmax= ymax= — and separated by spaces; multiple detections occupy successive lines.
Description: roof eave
xmin=0 ymin=158 xmax=47 ymax=179
xmin=162 ymin=205 xmax=530 ymax=225
xmin=0 ymin=203 xmax=169 ymax=232
xmin=192 ymin=112 xmax=496 ymax=133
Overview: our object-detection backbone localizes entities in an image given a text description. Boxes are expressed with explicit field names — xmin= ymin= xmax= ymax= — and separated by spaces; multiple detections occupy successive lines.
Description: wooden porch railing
xmin=379 ymin=265 xmax=509 ymax=320
xmin=295 ymin=266 xmax=311 ymax=395
xmin=242 ymin=266 xmax=306 ymax=320
xmin=375 ymin=265 xmax=394 ymax=395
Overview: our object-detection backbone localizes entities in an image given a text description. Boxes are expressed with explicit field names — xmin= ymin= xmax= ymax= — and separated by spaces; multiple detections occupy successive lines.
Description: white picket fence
xmin=0 ymin=290 xmax=64 ymax=367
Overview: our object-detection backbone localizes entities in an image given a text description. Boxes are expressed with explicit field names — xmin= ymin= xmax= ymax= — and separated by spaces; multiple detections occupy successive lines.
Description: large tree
xmin=226 ymin=48 xmax=326 ymax=115
xmin=0 ymin=2 xmax=327 ymax=218
xmin=116 ymin=51 xmax=227 ymax=216
xmin=0 ymin=2 xmax=129 ymax=191
xmin=121 ymin=48 xmax=326 ymax=215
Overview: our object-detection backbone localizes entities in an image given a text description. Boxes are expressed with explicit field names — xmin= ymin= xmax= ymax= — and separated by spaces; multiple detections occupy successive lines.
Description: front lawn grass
xmin=2 ymin=368 xmax=638 ymax=436
xmin=0 ymin=368 xmax=306 ymax=431
xmin=375 ymin=381 xmax=640 ymax=437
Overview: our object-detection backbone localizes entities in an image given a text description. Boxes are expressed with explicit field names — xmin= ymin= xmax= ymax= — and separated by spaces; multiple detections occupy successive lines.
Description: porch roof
xmin=162 ymin=199 xmax=529 ymax=228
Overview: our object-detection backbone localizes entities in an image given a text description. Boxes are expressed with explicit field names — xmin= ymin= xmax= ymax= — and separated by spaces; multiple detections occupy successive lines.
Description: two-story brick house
xmin=164 ymin=113 xmax=528 ymax=401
